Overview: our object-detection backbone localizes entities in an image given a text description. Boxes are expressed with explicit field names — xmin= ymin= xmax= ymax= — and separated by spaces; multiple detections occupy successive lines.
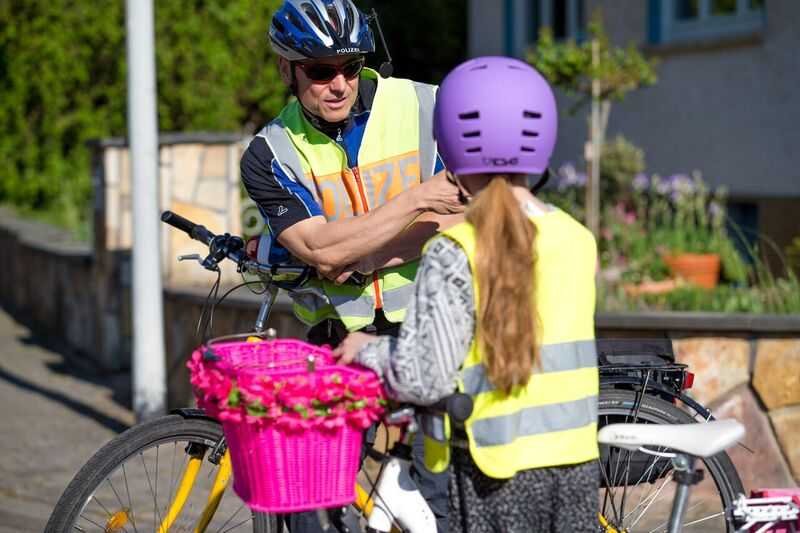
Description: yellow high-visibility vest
xmin=257 ymin=68 xmax=437 ymax=331
xmin=424 ymin=210 xmax=600 ymax=478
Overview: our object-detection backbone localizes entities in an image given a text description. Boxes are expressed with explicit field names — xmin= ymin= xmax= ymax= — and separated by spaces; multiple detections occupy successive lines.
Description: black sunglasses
xmin=296 ymin=57 xmax=365 ymax=83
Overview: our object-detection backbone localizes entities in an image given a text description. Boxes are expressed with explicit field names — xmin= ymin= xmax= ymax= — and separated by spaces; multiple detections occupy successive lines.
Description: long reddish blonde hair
xmin=465 ymin=177 xmax=538 ymax=394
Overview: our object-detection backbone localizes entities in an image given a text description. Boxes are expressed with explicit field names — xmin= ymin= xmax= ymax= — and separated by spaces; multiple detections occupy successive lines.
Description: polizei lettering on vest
xmin=312 ymin=151 xmax=421 ymax=220
xmin=337 ymin=48 xmax=361 ymax=54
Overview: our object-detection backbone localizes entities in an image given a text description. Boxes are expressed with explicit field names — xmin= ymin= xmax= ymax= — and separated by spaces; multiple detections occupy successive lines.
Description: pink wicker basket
xmin=191 ymin=337 xmax=376 ymax=513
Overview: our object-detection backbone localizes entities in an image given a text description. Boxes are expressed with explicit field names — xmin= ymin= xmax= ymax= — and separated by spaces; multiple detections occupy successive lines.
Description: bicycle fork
xmin=157 ymin=447 xmax=234 ymax=533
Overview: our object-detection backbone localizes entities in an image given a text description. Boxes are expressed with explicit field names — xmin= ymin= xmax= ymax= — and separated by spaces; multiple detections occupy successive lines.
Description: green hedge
xmin=0 ymin=0 xmax=284 ymax=224
xmin=0 ymin=1 xmax=465 ymax=231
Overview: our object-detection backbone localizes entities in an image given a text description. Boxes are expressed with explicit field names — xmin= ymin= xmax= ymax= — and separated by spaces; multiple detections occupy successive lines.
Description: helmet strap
xmin=530 ymin=168 xmax=551 ymax=194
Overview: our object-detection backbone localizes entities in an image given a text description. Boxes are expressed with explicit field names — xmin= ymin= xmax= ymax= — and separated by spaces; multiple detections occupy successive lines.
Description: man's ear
xmin=278 ymin=57 xmax=293 ymax=86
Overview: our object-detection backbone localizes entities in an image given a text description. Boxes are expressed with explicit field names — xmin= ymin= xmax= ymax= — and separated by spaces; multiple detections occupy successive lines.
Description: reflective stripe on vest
xmin=422 ymin=214 xmax=600 ymax=479
xmin=461 ymin=340 xmax=597 ymax=396
xmin=257 ymin=69 xmax=437 ymax=331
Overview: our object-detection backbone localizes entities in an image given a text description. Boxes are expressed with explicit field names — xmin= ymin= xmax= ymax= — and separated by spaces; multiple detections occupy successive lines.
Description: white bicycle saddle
xmin=597 ymin=419 xmax=745 ymax=458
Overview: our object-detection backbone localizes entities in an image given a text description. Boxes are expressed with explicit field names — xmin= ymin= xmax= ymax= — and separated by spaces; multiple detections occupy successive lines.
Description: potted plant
xmin=645 ymin=173 xmax=729 ymax=289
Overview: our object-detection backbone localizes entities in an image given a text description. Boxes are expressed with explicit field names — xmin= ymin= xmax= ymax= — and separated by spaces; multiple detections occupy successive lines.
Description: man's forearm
xmin=278 ymin=185 xmax=426 ymax=276
xmin=363 ymin=212 xmax=464 ymax=271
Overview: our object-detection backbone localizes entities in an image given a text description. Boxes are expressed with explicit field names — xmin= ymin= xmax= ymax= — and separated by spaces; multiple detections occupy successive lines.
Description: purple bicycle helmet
xmin=433 ymin=56 xmax=557 ymax=176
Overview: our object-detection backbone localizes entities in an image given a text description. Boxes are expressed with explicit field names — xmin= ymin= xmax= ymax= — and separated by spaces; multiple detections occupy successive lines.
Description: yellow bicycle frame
xmin=156 ymin=450 xmax=233 ymax=533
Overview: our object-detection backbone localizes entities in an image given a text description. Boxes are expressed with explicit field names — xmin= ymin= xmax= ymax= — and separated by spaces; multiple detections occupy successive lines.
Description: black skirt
xmin=448 ymin=448 xmax=599 ymax=533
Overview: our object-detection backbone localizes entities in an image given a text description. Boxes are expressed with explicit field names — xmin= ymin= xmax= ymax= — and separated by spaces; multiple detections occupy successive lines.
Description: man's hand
xmin=332 ymin=331 xmax=377 ymax=365
xmin=415 ymin=170 xmax=466 ymax=215
xmin=334 ymin=254 xmax=377 ymax=285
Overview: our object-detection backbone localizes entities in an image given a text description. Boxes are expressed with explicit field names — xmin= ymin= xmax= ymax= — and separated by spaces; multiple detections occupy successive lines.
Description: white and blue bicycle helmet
xmin=269 ymin=0 xmax=375 ymax=61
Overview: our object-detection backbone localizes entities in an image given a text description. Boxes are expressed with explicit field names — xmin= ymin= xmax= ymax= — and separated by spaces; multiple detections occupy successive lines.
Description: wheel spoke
xmin=139 ymin=450 xmax=165 ymax=529
xmin=214 ymin=502 xmax=246 ymax=532
xmin=596 ymin=391 xmax=741 ymax=533
xmin=628 ymin=472 xmax=675 ymax=530
xmin=122 ymin=462 xmax=140 ymax=533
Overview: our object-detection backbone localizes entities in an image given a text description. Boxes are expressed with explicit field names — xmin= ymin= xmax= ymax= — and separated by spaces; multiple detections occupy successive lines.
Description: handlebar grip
xmin=431 ymin=393 xmax=473 ymax=424
xmin=161 ymin=210 xmax=195 ymax=233
xmin=161 ymin=210 xmax=215 ymax=245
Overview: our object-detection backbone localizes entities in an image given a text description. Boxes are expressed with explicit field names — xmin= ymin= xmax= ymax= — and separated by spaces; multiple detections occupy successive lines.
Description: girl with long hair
xmin=334 ymin=56 xmax=599 ymax=533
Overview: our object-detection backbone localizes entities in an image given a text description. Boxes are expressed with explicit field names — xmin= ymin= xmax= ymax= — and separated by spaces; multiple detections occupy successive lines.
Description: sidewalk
xmin=0 ymin=306 xmax=134 ymax=532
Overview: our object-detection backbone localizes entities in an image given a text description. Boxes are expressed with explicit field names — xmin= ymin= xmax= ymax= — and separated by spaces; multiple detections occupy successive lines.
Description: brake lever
xmin=177 ymin=254 xmax=202 ymax=263
xmin=176 ymin=252 xmax=220 ymax=271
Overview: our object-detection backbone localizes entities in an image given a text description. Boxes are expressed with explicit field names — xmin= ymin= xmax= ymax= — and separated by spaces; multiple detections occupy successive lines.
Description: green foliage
xmin=600 ymin=136 xmax=645 ymax=203
xmin=527 ymin=11 xmax=658 ymax=114
xmin=787 ymin=236 xmax=800 ymax=277
xmin=601 ymin=276 xmax=800 ymax=315
xmin=0 ymin=0 xmax=285 ymax=229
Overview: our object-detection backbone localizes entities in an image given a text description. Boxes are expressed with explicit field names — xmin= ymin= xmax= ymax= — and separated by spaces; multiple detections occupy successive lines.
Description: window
xmin=527 ymin=0 xmax=586 ymax=44
xmin=651 ymin=0 xmax=764 ymax=45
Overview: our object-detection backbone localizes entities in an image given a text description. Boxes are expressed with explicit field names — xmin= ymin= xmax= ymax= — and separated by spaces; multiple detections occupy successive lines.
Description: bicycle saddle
xmin=597 ymin=419 xmax=745 ymax=458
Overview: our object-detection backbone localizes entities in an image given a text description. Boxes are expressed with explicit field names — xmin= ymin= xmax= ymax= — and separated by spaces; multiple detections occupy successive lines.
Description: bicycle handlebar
xmin=161 ymin=210 xmax=215 ymax=245
xmin=160 ymin=210 xmax=367 ymax=287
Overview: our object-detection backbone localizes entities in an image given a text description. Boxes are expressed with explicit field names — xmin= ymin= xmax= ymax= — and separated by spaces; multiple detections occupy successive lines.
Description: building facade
xmin=468 ymin=0 xmax=799 ymax=261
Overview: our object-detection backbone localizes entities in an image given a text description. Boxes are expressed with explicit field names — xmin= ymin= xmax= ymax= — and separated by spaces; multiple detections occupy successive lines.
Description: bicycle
xmin=600 ymin=419 xmax=800 ymax=533
xmin=44 ymin=211 xmax=745 ymax=532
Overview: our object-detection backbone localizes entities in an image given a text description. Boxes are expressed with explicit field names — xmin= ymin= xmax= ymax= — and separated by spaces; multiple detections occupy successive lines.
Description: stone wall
xmin=90 ymin=133 xmax=244 ymax=287
xmin=600 ymin=314 xmax=800 ymax=489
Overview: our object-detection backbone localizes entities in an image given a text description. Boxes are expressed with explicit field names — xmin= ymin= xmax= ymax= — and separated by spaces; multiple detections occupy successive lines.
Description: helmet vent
xmin=523 ymin=110 xmax=542 ymax=119
xmin=469 ymin=64 xmax=489 ymax=71
xmin=462 ymin=130 xmax=481 ymax=138
xmin=521 ymin=146 xmax=536 ymax=152
xmin=522 ymin=130 xmax=539 ymax=137
xmin=466 ymin=147 xmax=482 ymax=153
xmin=326 ymin=4 xmax=343 ymax=36
xmin=458 ymin=111 xmax=480 ymax=120
xmin=344 ymin=3 xmax=355 ymax=33
xmin=286 ymin=10 xmax=304 ymax=31
xmin=301 ymin=3 xmax=325 ymax=33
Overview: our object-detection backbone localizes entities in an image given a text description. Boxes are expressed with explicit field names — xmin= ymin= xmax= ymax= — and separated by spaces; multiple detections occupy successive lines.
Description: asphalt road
xmin=0 ymin=306 xmax=134 ymax=532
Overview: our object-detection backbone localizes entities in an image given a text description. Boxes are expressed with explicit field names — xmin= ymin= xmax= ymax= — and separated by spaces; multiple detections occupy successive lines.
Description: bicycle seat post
xmin=254 ymin=285 xmax=279 ymax=334
xmin=668 ymin=453 xmax=703 ymax=533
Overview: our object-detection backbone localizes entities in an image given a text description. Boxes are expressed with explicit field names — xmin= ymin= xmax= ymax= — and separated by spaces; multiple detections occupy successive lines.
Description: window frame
xmin=656 ymin=0 xmax=764 ymax=44
xmin=528 ymin=0 xmax=586 ymax=44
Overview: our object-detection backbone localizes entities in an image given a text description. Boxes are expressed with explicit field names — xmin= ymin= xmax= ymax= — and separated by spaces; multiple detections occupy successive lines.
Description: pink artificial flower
xmin=347 ymin=409 xmax=376 ymax=429
xmin=218 ymin=410 xmax=243 ymax=423
xmin=320 ymin=417 xmax=345 ymax=431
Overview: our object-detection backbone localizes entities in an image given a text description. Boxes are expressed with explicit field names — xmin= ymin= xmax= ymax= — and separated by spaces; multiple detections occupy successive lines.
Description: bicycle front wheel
xmin=597 ymin=390 xmax=743 ymax=533
xmin=44 ymin=414 xmax=278 ymax=533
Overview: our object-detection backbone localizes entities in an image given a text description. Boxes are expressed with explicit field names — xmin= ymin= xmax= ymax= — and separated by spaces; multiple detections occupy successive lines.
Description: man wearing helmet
xmin=241 ymin=1 xmax=460 ymax=531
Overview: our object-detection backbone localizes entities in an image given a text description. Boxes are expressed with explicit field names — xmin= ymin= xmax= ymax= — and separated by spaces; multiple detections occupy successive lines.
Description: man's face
xmin=280 ymin=55 xmax=362 ymax=123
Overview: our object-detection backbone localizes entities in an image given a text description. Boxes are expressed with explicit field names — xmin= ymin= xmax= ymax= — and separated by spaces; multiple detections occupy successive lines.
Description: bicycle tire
xmin=597 ymin=389 xmax=744 ymax=533
xmin=44 ymin=414 xmax=279 ymax=533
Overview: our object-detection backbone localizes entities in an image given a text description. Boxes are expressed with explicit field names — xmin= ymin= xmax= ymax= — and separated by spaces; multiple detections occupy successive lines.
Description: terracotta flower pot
xmin=663 ymin=253 xmax=721 ymax=289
